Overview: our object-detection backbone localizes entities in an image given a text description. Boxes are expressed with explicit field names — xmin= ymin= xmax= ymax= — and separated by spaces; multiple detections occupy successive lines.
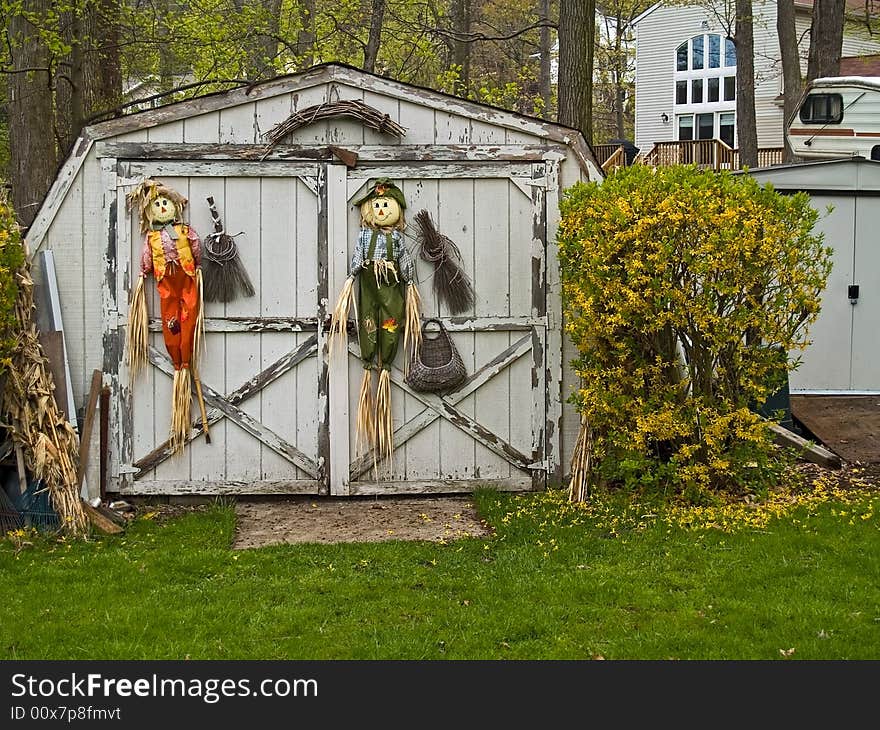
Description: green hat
xmin=352 ymin=177 xmax=407 ymax=209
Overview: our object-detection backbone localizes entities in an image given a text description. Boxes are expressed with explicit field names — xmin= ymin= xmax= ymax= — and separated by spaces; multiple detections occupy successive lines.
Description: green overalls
xmin=358 ymin=231 xmax=406 ymax=369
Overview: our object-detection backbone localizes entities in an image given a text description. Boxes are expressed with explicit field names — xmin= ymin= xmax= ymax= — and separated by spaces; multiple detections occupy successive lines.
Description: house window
xmin=673 ymin=33 xmax=737 ymax=146
xmin=720 ymin=112 xmax=735 ymax=147
xmin=724 ymin=38 xmax=736 ymax=67
xmin=799 ymin=93 xmax=843 ymax=124
xmin=724 ymin=76 xmax=736 ymax=101
xmin=708 ymin=78 xmax=719 ymax=102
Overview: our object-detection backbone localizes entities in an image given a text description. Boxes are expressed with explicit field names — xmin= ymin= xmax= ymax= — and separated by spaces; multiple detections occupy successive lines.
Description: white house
xmin=631 ymin=0 xmax=880 ymax=159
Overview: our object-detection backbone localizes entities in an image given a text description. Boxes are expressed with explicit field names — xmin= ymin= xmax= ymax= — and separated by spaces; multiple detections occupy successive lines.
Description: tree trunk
xmin=451 ymin=0 xmax=471 ymax=95
xmin=557 ymin=0 xmax=595 ymax=144
xmin=777 ymin=0 xmax=802 ymax=163
xmin=613 ymin=10 xmax=626 ymax=139
xmin=807 ymin=0 xmax=845 ymax=81
xmin=734 ymin=0 xmax=758 ymax=168
xmin=8 ymin=0 xmax=58 ymax=229
xmin=298 ymin=0 xmax=316 ymax=68
xmin=539 ymin=0 xmax=552 ymax=119
xmin=364 ymin=0 xmax=387 ymax=73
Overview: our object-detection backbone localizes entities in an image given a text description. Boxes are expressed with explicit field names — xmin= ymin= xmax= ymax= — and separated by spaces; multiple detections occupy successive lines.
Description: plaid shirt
xmin=349 ymin=228 xmax=415 ymax=283
xmin=140 ymin=224 xmax=202 ymax=276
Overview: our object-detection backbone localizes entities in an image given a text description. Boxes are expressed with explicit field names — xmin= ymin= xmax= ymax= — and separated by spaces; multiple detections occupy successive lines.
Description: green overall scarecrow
xmin=330 ymin=178 xmax=422 ymax=473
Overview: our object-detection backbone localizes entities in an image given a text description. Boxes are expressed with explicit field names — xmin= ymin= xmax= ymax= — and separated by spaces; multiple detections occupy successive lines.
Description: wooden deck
xmin=790 ymin=395 xmax=880 ymax=464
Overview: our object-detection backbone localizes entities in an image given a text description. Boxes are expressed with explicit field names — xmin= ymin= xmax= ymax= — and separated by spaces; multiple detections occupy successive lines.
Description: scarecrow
xmin=329 ymin=178 xmax=422 ymax=473
xmin=126 ymin=179 xmax=207 ymax=454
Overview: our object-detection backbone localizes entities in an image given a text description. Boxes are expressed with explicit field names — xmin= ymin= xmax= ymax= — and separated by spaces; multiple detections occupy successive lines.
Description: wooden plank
xmin=119 ymin=480 xmax=322 ymax=496
xmin=37 ymin=331 xmax=70 ymax=421
xmin=95 ymin=142 xmax=556 ymax=163
xmin=363 ymin=91 xmax=401 ymax=146
xmin=438 ymin=177 xmax=475 ymax=479
xmin=325 ymin=163 xmax=348 ymax=494
xmin=349 ymin=477 xmax=533 ymax=496
xmin=530 ymin=162 xmax=548 ymax=490
xmin=183 ymin=112 xmax=221 ymax=143
xmin=436 ymin=112 xmax=472 ymax=145
xmin=100 ymin=158 xmax=122 ymax=492
xmin=769 ymin=423 xmax=842 ymax=469
xmin=147 ymin=119 xmax=184 ymax=143
xmin=260 ymin=176 xmax=299 ymax=480
xmin=134 ymin=336 xmax=318 ymax=477
xmin=25 ymin=137 xmax=93 ymax=257
xmin=350 ymin=333 xmax=533 ymax=479
xmin=124 ymin=160 xmax=320 ymax=179
xmin=347 ymin=162 xmax=533 ymax=180
xmin=255 ymin=94 xmax=293 ymax=142
xmin=474 ymin=177 xmax=511 ymax=479
xmin=100 ymin=385 xmax=109 ymax=499
xmin=82 ymin=500 xmax=124 ymax=534
xmin=543 ymin=154 xmax=564 ymax=484
xmin=76 ymin=369 xmax=103 ymax=491
xmin=220 ymin=102 xmax=257 ymax=144
xmin=790 ymin=395 xmax=878 ymax=464
xmin=147 ymin=346 xmax=319 ymax=476
xmin=145 ymin=316 xmax=319 ymax=333
xmin=296 ymin=178 xmax=320 ymax=483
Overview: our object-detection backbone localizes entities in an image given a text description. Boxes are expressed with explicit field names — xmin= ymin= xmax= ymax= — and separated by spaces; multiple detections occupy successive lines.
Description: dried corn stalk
xmin=1 ymin=244 xmax=88 ymax=536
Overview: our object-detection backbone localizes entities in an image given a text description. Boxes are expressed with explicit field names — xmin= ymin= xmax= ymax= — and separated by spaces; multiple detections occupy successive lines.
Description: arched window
xmin=674 ymin=33 xmax=737 ymax=147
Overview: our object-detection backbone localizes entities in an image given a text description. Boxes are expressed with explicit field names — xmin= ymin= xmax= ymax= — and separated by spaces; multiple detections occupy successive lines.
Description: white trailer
xmin=786 ymin=76 xmax=880 ymax=160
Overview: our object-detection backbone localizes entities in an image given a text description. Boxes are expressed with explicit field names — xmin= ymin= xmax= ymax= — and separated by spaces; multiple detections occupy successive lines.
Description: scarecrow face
xmin=149 ymin=196 xmax=177 ymax=225
xmin=368 ymin=195 xmax=401 ymax=227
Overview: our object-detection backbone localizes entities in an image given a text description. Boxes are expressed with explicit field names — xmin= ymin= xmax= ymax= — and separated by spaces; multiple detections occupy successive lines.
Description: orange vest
xmin=148 ymin=224 xmax=196 ymax=281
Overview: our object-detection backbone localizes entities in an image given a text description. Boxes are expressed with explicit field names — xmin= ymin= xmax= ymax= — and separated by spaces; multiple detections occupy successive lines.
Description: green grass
xmin=1 ymin=486 xmax=879 ymax=660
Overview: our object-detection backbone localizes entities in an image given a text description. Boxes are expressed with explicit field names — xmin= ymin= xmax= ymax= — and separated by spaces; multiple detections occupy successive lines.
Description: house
xmin=631 ymin=0 xmax=880 ymax=164
xmin=24 ymin=63 xmax=601 ymax=500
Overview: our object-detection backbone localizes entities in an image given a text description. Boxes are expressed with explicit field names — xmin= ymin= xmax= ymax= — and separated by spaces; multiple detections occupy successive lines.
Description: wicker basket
xmin=405 ymin=318 xmax=466 ymax=393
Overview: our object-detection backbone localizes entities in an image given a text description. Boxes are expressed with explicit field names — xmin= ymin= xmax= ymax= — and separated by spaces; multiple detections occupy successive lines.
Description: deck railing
xmin=631 ymin=140 xmax=786 ymax=171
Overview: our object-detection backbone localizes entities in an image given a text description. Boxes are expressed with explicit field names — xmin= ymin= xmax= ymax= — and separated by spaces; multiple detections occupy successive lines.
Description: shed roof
xmin=27 ymin=63 xmax=599 ymax=250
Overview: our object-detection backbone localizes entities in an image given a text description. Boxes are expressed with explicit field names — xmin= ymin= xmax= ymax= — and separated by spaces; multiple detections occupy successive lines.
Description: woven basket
xmin=405 ymin=318 xmax=466 ymax=393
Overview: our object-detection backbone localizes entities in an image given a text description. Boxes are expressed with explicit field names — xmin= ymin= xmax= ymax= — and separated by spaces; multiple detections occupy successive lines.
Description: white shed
xmin=26 ymin=63 xmax=601 ymax=499
xmin=749 ymin=157 xmax=880 ymax=394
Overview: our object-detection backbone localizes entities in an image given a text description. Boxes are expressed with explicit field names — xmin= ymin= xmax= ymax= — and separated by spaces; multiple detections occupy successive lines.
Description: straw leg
xmin=192 ymin=366 xmax=211 ymax=444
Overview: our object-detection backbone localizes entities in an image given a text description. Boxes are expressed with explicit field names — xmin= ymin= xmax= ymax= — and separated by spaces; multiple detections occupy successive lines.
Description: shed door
xmin=108 ymin=160 xmax=329 ymax=495
xmin=327 ymin=161 xmax=554 ymax=495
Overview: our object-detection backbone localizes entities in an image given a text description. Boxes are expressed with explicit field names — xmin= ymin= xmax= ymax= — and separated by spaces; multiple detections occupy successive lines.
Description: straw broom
xmin=568 ymin=415 xmax=593 ymax=503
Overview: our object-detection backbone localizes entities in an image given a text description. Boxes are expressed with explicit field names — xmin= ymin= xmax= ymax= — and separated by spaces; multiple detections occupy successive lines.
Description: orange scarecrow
xmin=126 ymin=179 xmax=207 ymax=454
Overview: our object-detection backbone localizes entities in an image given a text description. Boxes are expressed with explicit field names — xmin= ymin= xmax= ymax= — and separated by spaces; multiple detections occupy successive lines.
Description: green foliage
xmin=558 ymin=164 xmax=833 ymax=497
xmin=0 ymin=190 xmax=23 ymax=373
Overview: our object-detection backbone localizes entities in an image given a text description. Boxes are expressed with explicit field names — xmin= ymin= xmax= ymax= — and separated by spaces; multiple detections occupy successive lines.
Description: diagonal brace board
xmin=139 ymin=338 xmax=319 ymax=477
xmin=348 ymin=334 xmax=534 ymax=478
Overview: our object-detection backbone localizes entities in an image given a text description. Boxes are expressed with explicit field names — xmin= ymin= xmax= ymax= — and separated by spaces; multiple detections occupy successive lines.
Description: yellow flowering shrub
xmin=0 ymin=192 xmax=23 ymax=372
xmin=558 ymin=165 xmax=832 ymax=496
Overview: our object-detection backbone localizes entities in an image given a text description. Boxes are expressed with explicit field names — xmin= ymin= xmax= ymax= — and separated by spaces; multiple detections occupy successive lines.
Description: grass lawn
xmin=1 ymin=474 xmax=879 ymax=660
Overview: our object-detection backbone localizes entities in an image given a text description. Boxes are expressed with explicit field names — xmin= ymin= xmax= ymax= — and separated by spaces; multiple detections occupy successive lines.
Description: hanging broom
xmin=202 ymin=196 xmax=255 ymax=303
xmin=412 ymin=209 xmax=475 ymax=315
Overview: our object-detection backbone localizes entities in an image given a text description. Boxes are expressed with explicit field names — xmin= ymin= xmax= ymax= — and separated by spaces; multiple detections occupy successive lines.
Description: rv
xmin=786 ymin=76 xmax=880 ymax=160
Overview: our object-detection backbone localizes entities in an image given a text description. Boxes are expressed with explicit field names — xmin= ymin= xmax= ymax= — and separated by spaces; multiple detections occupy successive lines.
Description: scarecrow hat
xmin=352 ymin=177 xmax=407 ymax=209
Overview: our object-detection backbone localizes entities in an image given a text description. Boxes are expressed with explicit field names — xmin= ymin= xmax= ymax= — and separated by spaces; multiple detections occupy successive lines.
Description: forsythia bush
xmin=558 ymin=165 xmax=832 ymax=497
xmin=0 ymin=191 xmax=23 ymax=373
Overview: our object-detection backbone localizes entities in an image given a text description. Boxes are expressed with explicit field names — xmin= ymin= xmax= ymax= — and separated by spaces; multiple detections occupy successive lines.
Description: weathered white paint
xmin=28 ymin=64 xmax=596 ymax=496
